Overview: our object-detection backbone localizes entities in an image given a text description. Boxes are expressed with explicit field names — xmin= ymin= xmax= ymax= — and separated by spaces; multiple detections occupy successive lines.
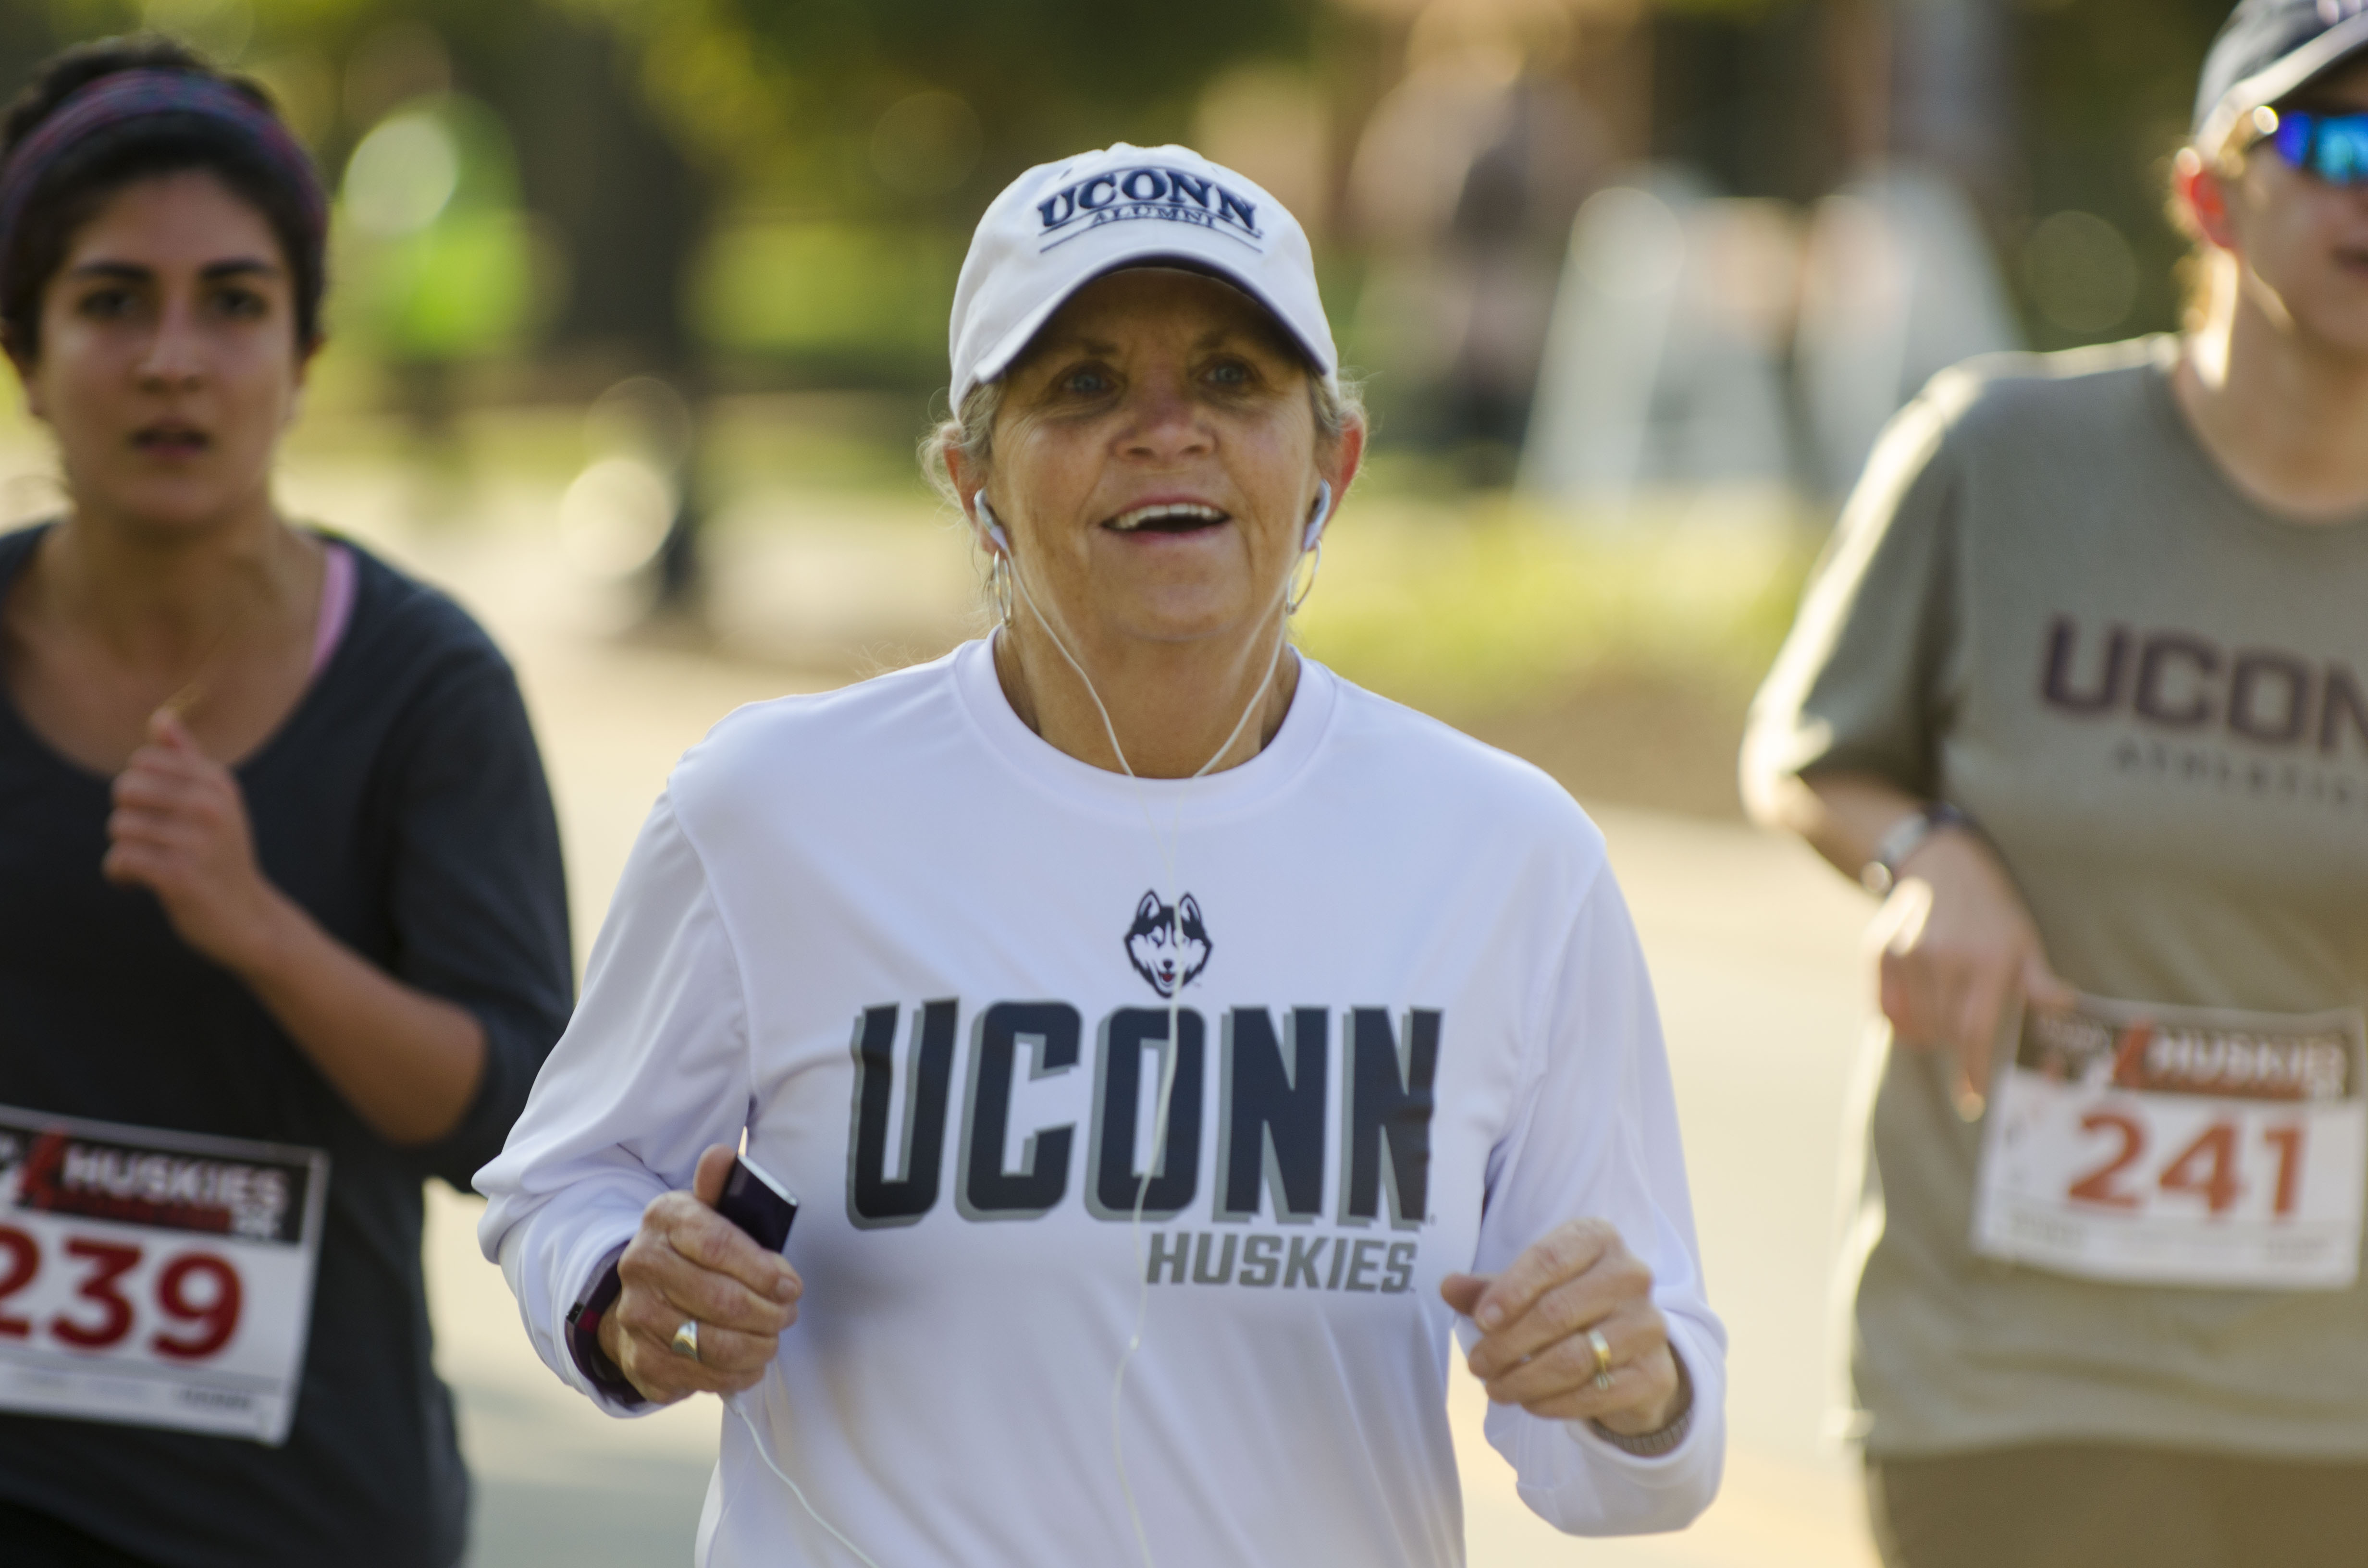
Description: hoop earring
xmin=990 ymin=550 xmax=1015 ymax=625
xmin=1285 ymin=537 xmax=1322 ymax=616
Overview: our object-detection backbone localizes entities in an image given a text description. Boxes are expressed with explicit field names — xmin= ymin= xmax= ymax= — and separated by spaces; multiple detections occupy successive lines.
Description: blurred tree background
xmin=1653 ymin=0 xmax=2233 ymax=346
xmin=0 ymin=0 xmax=2245 ymax=399
xmin=0 ymin=0 xmax=2259 ymax=813
xmin=0 ymin=0 xmax=1332 ymax=393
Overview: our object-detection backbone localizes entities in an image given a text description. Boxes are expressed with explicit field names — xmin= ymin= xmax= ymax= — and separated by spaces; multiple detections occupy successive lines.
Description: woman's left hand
xmin=1442 ymin=1217 xmax=1683 ymax=1435
xmin=104 ymin=709 xmax=290 ymax=975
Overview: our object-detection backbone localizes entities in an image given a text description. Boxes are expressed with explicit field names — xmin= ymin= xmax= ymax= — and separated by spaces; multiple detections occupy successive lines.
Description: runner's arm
xmin=1466 ymin=864 xmax=1726 ymax=1535
xmin=374 ymin=638 xmax=574 ymax=1175
xmin=1739 ymin=381 xmax=2071 ymax=1098
xmin=475 ymin=791 xmax=756 ymax=1415
xmin=106 ymin=710 xmax=498 ymax=1146
xmin=1750 ymin=767 xmax=1924 ymax=882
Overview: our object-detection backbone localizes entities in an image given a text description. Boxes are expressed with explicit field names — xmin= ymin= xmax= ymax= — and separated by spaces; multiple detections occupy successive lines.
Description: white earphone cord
xmin=991 ymin=495 xmax=1318 ymax=1568
xmin=739 ymin=489 xmax=1324 ymax=1568
xmin=1009 ymin=568 xmax=1291 ymax=1568
xmin=730 ymin=1388 xmax=886 ymax=1568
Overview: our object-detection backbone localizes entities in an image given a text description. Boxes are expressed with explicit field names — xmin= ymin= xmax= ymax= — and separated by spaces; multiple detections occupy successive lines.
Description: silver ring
xmin=1587 ymin=1327 xmax=1615 ymax=1391
xmin=669 ymin=1319 xmax=700 ymax=1361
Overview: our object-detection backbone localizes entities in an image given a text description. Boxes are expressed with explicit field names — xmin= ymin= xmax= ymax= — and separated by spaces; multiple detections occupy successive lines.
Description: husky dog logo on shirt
xmin=1124 ymin=891 xmax=1211 ymax=997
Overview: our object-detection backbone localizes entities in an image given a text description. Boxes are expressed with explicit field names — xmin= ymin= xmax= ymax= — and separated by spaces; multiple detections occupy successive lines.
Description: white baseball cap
xmin=2195 ymin=0 xmax=2368 ymax=154
xmin=948 ymin=142 xmax=1337 ymax=408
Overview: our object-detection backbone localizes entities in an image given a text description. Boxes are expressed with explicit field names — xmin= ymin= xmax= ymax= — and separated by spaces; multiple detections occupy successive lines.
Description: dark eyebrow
xmin=201 ymin=258 xmax=281 ymax=281
xmin=65 ymin=257 xmax=281 ymax=282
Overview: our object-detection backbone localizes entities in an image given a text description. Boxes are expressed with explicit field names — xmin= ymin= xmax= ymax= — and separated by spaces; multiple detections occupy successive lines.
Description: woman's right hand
xmin=1873 ymin=828 xmax=2077 ymax=1114
xmin=599 ymin=1144 xmax=802 ymax=1404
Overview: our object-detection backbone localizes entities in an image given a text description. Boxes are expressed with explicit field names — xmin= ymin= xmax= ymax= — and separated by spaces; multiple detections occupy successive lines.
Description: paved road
xmin=2 ymin=445 xmax=1886 ymax=1567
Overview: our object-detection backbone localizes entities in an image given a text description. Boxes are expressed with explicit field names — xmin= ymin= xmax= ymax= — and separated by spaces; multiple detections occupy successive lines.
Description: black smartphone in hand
xmin=714 ymin=1153 xmax=800 ymax=1253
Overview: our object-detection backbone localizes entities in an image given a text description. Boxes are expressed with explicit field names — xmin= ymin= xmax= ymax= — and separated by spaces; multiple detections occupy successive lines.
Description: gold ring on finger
xmin=1587 ymin=1327 xmax=1615 ymax=1391
xmin=670 ymin=1319 xmax=701 ymax=1361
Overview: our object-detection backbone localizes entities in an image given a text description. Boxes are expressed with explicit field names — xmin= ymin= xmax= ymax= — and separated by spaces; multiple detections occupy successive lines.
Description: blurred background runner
xmin=1745 ymin=3 xmax=2368 ymax=1565
xmin=0 ymin=36 xmax=569 ymax=1568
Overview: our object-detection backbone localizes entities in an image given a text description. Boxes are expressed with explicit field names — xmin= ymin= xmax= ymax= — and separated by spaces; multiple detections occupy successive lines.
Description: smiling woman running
xmin=0 ymin=37 xmax=569 ymax=1568
xmin=480 ymin=143 xmax=1723 ymax=1567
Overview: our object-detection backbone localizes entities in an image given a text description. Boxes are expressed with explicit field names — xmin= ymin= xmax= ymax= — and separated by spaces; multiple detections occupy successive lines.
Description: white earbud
xmin=975 ymin=495 xmax=1012 ymax=555
xmin=1303 ymin=481 xmax=1332 ymax=552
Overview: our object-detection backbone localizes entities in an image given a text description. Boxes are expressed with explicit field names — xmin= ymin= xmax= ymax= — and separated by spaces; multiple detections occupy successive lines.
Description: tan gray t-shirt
xmin=1746 ymin=336 xmax=2368 ymax=1459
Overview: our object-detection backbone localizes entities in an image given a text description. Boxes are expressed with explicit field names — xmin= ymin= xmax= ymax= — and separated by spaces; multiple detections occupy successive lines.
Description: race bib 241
xmin=1971 ymin=996 xmax=2367 ymax=1291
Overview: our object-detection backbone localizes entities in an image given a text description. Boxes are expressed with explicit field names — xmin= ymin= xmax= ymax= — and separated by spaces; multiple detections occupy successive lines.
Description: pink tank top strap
xmin=309 ymin=540 xmax=357 ymax=680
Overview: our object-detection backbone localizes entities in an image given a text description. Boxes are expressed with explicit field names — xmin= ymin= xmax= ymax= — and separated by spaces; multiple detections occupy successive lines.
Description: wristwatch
xmin=1861 ymin=801 xmax=1975 ymax=895
xmin=1589 ymin=1349 xmax=1695 ymax=1457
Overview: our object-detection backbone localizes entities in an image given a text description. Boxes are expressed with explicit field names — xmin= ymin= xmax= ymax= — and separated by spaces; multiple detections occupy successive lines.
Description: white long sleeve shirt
xmin=476 ymin=640 xmax=1724 ymax=1566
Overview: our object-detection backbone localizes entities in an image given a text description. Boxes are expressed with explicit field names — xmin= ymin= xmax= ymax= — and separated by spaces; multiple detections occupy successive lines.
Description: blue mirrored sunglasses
xmin=2269 ymin=110 xmax=2368 ymax=184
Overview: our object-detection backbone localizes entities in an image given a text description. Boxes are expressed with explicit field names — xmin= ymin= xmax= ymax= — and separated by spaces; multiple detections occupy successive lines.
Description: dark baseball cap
xmin=2195 ymin=0 xmax=2368 ymax=150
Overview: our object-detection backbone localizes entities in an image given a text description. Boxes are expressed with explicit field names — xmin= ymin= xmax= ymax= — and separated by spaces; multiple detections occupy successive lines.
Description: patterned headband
xmin=0 ymin=69 xmax=326 ymax=299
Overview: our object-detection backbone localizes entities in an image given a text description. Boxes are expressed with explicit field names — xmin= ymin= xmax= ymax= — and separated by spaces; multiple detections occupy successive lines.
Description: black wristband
xmin=564 ymin=1248 xmax=647 ymax=1410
